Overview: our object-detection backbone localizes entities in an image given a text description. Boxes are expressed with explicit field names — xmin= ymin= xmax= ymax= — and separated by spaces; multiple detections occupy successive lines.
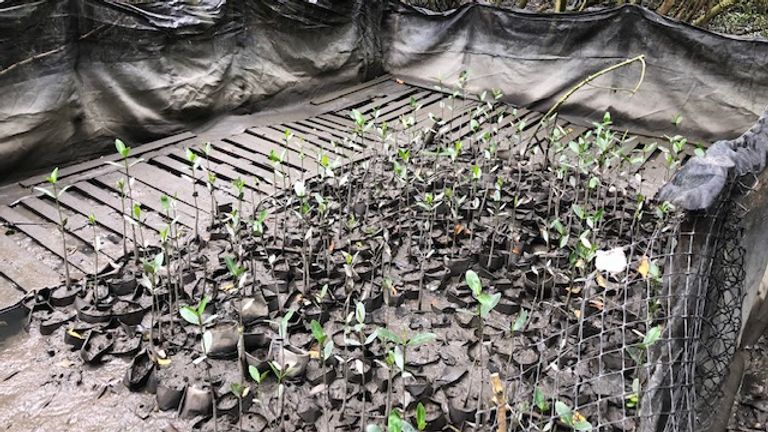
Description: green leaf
xmin=34 ymin=186 xmax=55 ymax=199
xmin=48 ymin=167 xmax=59 ymax=184
xmin=642 ymin=325 xmax=662 ymax=348
xmin=512 ymin=309 xmax=528 ymax=332
xmin=202 ymin=330 xmax=213 ymax=354
xmin=310 ymin=320 xmax=326 ymax=345
xmin=533 ymin=387 xmax=549 ymax=412
xmin=115 ymin=139 xmax=129 ymax=157
xmin=393 ymin=345 xmax=405 ymax=371
xmin=197 ymin=296 xmax=210 ymax=316
xmin=555 ymin=401 xmax=573 ymax=424
xmin=572 ymin=204 xmax=586 ymax=220
xmin=387 ymin=409 xmax=402 ymax=432
xmin=377 ymin=328 xmax=402 ymax=345
xmin=293 ymin=180 xmax=306 ymax=198
xmin=248 ymin=365 xmax=264 ymax=383
xmin=153 ymin=252 xmax=164 ymax=270
xmin=465 ymin=270 xmax=482 ymax=297
xmin=356 ymin=302 xmax=366 ymax=324
xmin=179 ymin=306 xmax=200 ymax=325
xmin=574 ymin=419 xmax=593 ymax=431
xmin=416 ymin=402 xmax=427 ymax=431
xmin=478 ymin=292 xmax=501 ymax=319
xmin=408 ymin=332 xmax=436 ymax=346
xmin=323 ymin=339 xmax=333 ymax=360
xmin=225 ymin=256 xmax=242 ymax=278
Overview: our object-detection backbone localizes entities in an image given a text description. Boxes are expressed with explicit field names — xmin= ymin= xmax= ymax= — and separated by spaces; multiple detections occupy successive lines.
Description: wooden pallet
xmin=0 ymin=77 xmax=669 ymax=311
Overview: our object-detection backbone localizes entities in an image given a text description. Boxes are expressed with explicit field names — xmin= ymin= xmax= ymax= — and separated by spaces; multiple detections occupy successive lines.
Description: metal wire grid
xmin=496 ymin=173 xmax=747 ymax=432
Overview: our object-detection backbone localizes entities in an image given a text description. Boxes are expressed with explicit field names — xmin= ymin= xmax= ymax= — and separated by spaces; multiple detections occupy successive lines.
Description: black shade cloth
xmin=1 ymin=1 xmax=766 ymax=180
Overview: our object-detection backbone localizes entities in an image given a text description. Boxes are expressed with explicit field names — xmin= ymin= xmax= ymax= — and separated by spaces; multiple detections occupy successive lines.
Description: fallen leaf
xmin=308 ymin=350 xmax=321 ymax=360
xmin=638 ymin=256 xmax=650 ymax=278
xmin=157 ymin=358 xmax=172 ymax=366
xmin=589 ymin=298 xmax=604 ymax=311
xmin=567 ymin=285 xmax=582 ymax=294
xmin=573 ymin=310 xmax=581 ymax=319
xmin=66 ymin=328 xmax=85 ymax=340
xmin=595 ymin=272 xmax=607 ymax=288
xmin=395 ymin=78 xmax=404 ymax=84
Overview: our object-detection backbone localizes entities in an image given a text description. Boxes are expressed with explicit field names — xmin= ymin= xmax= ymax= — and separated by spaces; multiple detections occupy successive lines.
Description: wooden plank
xmin=156 ymin=152 xmax=256 ymax=213
xmin=0 ymin=206 xmax=92 ymax=273
xmin=19 ymin=132 xmax=196 ymax=188
xmin=137 ymin=158 xmax=224 ymax=213
xmin=0 ymin=234 xmax=62 ymax=291
xmin=283 ymin=121 xmax=364 ymax=154
xmin=18 ymin=197 xmax=122 ymax=261
xmin=75 ymin=179 xmax=173 ymax=233
xmin=220 ymin=135 xmax=305 ymax=178
xmin=248 ymin=126 xmax=352 ymax=160
xmin=310 ymin=75 xmax=392 ymax=105
xmin=228 ymin=132 xmax=318 ymax=177
xmin=336 ymin=83 xmax=417 ymax=117
xmin=195 ymin=142 xmax=276 ymax=194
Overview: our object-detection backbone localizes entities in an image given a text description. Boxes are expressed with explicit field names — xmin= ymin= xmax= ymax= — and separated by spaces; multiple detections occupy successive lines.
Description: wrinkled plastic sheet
xmin=0 ymin=0 xmax=382 ymax=176
xmin=2 ymin=1 xmax=768 ymax=180
xmin=383 ymin=3 xmax=768 ymax=145
xmin=657 ymin=109 xmax=768 ymax=209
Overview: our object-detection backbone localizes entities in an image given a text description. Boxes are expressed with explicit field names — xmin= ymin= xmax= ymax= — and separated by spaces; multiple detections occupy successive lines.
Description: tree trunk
xmin=693 ymin=0 xmax=739 ymax=26
xmin=656 ymin=0 xmax=676 ymax=15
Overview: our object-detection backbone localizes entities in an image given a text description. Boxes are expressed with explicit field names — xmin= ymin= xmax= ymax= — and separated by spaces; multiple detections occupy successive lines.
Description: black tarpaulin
xmin=1 ymin=1 xmax=767 ymax=183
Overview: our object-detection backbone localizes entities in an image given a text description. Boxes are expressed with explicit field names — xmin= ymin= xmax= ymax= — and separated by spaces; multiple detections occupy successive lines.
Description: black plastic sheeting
xmin=657 ymin=109 xmax=768 ymax=210
xmin=0 ymin=0 xmax=383 ymax=176
xmin=1 ymin=1 xmax=767 ymax=178
xmin=383 ymin=3 xmax=768 ymax=145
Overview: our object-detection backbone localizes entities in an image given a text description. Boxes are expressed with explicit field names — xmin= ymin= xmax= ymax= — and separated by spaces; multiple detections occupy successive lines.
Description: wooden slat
xmin=248 ymin=126 xmax=353 ymax=160
xmin=310 ymin=74 xmax=393 ymax=105
xmin=221 ymin=135 xmax=305 ymax=179
xmin=18 ymin=197 xmax=122 ymax=261
xmin=0 ymin=206 xmax=91 ymax=274
xmin=228 ymin=132 xmax=318 ymax=177
xmin=0 ymin=234 xmax=62 ymax=291
xmin=19 ymin=132 xmax=196 ymax=188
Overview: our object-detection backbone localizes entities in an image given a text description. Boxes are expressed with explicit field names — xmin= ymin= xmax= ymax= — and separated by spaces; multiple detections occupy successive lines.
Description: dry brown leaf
xmin=589 ymin=298 xmax=605 ymax=311
xmin=638 ymin=256 xmax=650 ymax=278
xmin=567 ymin=285 xmax=582 ymax=294
xmin=596 ymin=272 xmax=607 ymax=288
xmin=573 ymin=309 xmax=581 ymax=319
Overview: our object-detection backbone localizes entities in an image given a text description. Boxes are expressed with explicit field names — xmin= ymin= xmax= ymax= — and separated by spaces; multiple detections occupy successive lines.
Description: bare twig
xmin=0 ymin=25 xmax=107 ymax=79
xmin=524 ymin=54 xmax=646 ymax=157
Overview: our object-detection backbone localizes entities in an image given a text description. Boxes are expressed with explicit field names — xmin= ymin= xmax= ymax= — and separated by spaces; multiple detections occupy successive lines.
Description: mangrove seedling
xmin=377 ymin=327 xmax=437 ymax=411
xmin=34 ymin=167 xmax=72 ymax=289
xmin=87 ymin=213 xmax=100 ymax=296
xmin=202 ymin=142 xmax=219 ymax=223
xmin=108 ymin=139 xmax=143 ymax=262
xmin=185 ymin=148 xmax=202 ymax=239
xmin=141 ymin=252 xmax=164 ymax=344
xmin=179 ymin=297 xmax=219 ymax=429
xmin=554 ymin=400 xmax=593 ymax=431
xmin=465 ymin=269 xmax=500 ymax=424
xmin=230 ymin=381 xmax=249 ymax=432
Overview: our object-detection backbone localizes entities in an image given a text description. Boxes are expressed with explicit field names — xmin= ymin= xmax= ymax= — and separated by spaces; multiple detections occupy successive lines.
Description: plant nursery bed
xmin=0 ymin=76 xmax=682 ymax=432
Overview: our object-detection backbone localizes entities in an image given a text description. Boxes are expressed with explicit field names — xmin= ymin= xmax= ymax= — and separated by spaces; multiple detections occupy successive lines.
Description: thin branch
xmin=693 ymin=0 xmax=739 ymax=26
xmin=524 ymin=54 xmax=646 ymax=156
xmin=0 ymin=25 xmax=107 ymax=79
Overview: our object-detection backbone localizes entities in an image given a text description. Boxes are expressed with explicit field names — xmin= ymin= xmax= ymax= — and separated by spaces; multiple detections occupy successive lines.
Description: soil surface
xmin=1 ymin=98 xmax=678 ymax=432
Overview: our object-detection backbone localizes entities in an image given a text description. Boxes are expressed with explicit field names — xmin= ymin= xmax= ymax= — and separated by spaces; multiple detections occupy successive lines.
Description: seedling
xmin=185 ymin=148 xmax=202 ymax=238
xmin=555 ymin=400 xmax=592 ymax=431
xmin=107 ymin=139 xmax=143 ymax=262
xmin=465 ymin=270 xmax=500 ymax=424
xmin=34 ymin=168 xmax=72 ymax=289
